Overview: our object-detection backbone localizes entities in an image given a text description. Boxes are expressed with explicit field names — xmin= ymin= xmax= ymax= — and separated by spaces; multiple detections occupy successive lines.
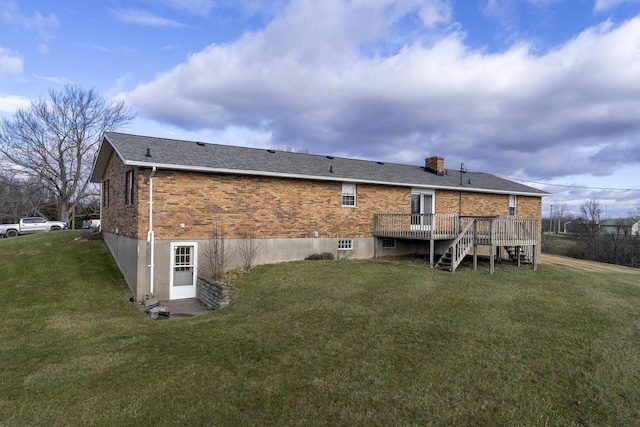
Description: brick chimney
xmin=425 ymin=156 xmax=444 ymax=175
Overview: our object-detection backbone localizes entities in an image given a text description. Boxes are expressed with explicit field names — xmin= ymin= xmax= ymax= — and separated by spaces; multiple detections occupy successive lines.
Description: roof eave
xmin=124 ymin=160 xmax=550 ymax=197
xmin=89 ymin=134 xmax=126 ymax=183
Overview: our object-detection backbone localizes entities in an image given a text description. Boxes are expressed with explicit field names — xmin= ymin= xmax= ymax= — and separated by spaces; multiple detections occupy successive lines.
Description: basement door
xmin=170 ymin=242 xmax=198 ymax=300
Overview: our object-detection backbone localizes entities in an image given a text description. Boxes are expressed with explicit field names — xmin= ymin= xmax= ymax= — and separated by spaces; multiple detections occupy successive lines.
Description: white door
xmin=170 ymin=243 xmax=198 ymax=300
xmin=411 ymin=192 xmax=434 ymax=230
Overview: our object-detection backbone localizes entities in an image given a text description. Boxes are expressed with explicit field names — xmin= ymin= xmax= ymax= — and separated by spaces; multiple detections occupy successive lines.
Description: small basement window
xmin=338 ymin=239 xmax=353 ymax=250
xmin=382 ymin=239 xmax=396 ymax=249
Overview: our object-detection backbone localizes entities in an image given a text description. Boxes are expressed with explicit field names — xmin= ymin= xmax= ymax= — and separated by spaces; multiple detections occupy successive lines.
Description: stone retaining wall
xmin=196 ymin=277 xmax=234 ymax=310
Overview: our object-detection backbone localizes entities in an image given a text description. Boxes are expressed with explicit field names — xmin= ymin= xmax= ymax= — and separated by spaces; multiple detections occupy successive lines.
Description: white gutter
xmin=147 ymin=167 xmax=157 ymax=296
xmin=123 ymin=160 xmax=551 ymax=198
xmin=99 ymin=180 xmax=103 ymax=229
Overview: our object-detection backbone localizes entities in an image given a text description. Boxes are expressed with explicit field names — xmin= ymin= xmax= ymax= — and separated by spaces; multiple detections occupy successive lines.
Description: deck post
xmin=429 ymin=239 xmax=434 ymax=268
xmin=489 ymin=246 xmax=495 ymax=274
xmin=533 ymin=244 xmax=538 ymax=271
xmin=473 ymin=244 xmax=477 ymax=270
xmin=490 ymin=220 xmax=495 ymax=274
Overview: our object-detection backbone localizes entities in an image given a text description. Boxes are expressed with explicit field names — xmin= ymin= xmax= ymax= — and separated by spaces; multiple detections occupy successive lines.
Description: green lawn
xmin=543 ymin=233 xmax=579 ymax=256
xmin=2 ymin=232 xmax=640 ymax=426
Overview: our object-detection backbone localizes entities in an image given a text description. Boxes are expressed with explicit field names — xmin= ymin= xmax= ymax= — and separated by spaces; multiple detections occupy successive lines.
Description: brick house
xmin=90 ymin=132 xmax=550 ymax=301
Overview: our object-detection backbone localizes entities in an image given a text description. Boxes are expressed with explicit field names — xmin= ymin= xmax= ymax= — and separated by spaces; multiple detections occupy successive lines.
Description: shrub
xmin=305 ymin=252 xmax=335 ymax=260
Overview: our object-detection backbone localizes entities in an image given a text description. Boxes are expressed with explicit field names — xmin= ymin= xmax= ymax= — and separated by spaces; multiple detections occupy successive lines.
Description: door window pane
xmin=174 ymin=246 xmax=194 ymax=287
xmin=411 ymin=194 xmax=420 ymax=225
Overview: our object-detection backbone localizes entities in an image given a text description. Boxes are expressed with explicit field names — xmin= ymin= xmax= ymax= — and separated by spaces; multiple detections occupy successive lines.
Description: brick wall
xmin=100 ymin=151 xmax=543 ymax=241
xmin=112 ymin=164 xmax=409 ymax=240
xmin=436 ymin=190 xmax=541 ymax=222
xmin=425 ymin=156 xmax=444 ymax=175
xmin=101 ymin=154 xmax=142 ymax=238
xmin=516 ymin=196 xmax=543 ymax=232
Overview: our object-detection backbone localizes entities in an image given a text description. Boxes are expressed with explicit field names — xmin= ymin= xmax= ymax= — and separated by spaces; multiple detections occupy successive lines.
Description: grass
xmin=543 ymin=233 xmax=579 ymax=256
xmin=2 ymin=232 xmax=640 ymax=426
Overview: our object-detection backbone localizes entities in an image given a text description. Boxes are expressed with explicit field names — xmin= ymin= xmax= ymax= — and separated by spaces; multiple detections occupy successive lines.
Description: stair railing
xmin=435 ymin=218 xmax=477 ymax=272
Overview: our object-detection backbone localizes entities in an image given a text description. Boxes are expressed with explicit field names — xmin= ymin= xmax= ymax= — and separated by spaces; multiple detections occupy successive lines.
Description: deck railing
xmin=374 ymin=213 xmax=459 ymax=240
xmin=374 ymin=214 xmax=539 ymax=245
xmin=436 ymin=218 xmax=477 ymax=272
xmin=490 ymin=216 xmax=539 ymax=245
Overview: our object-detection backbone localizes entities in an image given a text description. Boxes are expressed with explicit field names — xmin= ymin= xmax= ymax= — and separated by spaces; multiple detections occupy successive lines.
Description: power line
xmin=500 ymin=176 xmax=640 ymax=192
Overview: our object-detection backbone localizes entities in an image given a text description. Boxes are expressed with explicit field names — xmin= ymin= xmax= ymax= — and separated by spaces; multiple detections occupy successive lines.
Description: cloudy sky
xmin=2 ymin=0 xmax=640 ymax=218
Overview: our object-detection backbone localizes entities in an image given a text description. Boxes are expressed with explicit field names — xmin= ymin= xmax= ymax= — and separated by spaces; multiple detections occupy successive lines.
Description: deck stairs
xmin=504 ymin=246 xmax=533 ymax=265
xmin=435 ymin=219 xmax=476 ymax=272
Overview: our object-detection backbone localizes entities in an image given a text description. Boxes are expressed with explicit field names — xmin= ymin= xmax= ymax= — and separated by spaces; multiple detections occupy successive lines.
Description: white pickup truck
xmin=0 ymin=217 xmax=69 ymax=238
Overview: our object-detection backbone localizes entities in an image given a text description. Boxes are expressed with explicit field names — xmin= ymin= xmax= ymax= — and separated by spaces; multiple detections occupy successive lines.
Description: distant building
xmin=599 ymin=218 xmax=640 ymax=236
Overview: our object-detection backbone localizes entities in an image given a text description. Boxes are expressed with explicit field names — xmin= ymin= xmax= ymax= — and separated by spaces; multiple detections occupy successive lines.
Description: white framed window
xmin=342 ymin=183 xmax=356 ymax=207
xmin=509 ymin=195 xmax=517 ymax=216
xmin=382 ymin=239 xmax=396 ymax=249
xmin=338 ymin=239 xmax=353 ymax=250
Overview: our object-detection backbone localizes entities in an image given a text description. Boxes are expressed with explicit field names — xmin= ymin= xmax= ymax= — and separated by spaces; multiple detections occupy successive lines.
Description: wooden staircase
xmin=435 ymin=220 xmax=536 ymax=272
xmin=435 ymin=219 xmax=476 ymax=272
xmin=503 ymin=246 xmax=533 ymax=265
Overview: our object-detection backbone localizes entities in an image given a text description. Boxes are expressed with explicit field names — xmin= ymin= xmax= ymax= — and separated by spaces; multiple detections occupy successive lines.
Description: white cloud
xmin=594 ymin=0 xmax=640 ymax=12
xmin=32 ymin=74 xmax=74 ymax=85
xmin=0 ymin=47 xmax=23 ymax=79
xmin=0 ymin=93 xmax=29 ymax=113
xmin=158 ymin=0 xmax=216 ymax=16
xmin=127 ymin=0 xmax=640 ymax=185
xmin=418 ymin=0 xmax=452 ymax=28
xmin=0 ymin=1 xmax=59 ymax=41
xmin=111 ymin=9 xmax=186 ymax=27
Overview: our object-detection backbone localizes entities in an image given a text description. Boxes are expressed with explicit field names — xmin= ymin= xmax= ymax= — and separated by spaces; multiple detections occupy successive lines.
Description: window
xmin=125 ymin=170 xmax=135 ymax=205
xmin=103 ymin=180 xmax=110 ymax=208
xmin=382 ymin=239 xmax=396 ymax=249
xmin=342 ymin=183 xmax=356 ymax=207
xmin=174 ymin=245 xmax=194 ymax=273
xmin=338 ymin=239 xmax=353 ymax=250
xmin=509 ymin=195 xmax=517 ymax=215
xmin=23 ymin=217 xmax=45 ymax=224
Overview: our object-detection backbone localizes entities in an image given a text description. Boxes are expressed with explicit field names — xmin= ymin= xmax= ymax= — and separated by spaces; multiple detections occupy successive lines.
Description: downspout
xmin=99 ymin=180 xmax=103 ymax=230
xmin=147 ymin=167 xmax=157 ymax=296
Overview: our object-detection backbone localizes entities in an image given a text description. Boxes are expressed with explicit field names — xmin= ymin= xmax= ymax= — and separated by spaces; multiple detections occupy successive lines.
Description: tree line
xmin=544 ymin=200 xmax=640 ymax=268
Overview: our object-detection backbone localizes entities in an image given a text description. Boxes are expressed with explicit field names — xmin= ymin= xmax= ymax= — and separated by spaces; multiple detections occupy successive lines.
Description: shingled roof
xmin=91 ymin=132 xmax=550 ymax=197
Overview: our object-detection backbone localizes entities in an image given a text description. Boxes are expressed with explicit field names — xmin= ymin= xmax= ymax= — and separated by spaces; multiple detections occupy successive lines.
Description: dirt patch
xmin=541 ymin=254 xmax=640 ymax=274
xmin=379 ymin=254 xmax=534 ymax=271
xmin=382 ymin=254 xmax=640 ymax=275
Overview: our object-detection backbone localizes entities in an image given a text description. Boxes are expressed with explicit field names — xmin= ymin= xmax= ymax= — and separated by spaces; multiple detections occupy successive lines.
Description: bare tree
xmin=603 ymin=220 xmax=628 ymax=265
xmin=202 ymin=224 xmax=233 ymax=281
xmin=271 ymin=146 xmax=310 ymax=154
xmin=0 ymin=169 xmax=53 ymax=223
xmin=237 ymin=231 xmax=263 ymax=270
xmin=553 ymin=203 xmax=571 ymax=234
xmin=625 ymin=208 xmax=640 ymax=268
xmin=0 ymin=85 xmax=135 ymax=222
xmin=577 ymin=199 xmax=603 ymax=261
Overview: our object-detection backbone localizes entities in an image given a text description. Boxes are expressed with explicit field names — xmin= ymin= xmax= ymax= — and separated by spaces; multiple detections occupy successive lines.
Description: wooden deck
xmin=374 ymin=214 xmax=540 ymax=273
xmin=374 ymin=214 xmax=539 ymax=246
